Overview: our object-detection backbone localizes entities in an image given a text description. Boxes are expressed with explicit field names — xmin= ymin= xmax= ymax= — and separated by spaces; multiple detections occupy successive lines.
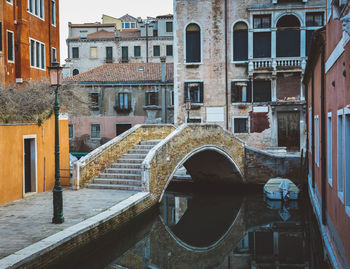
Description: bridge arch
xmin=141 ymin=124 xmax=246 ymax=202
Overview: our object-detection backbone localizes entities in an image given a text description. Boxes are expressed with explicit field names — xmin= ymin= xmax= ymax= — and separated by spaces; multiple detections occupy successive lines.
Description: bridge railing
xmin=141 ymin=124 xmax=246 ymax=201
xmin=72 ymin=124 xmax=176 ymax=189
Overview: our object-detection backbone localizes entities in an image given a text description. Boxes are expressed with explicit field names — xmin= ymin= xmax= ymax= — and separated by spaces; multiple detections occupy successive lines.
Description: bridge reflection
xmin=111 ymin=190 xmax=310 ymax=269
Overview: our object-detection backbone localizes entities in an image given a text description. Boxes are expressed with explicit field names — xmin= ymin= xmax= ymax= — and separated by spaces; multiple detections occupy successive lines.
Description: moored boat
xmin=264 ymin=178 xmax=300 ymax=200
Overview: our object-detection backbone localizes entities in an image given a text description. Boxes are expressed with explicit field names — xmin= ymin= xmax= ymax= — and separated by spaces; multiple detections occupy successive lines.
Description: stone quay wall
xmin=73 ymin=124 xmax=176 ymax=188
xmin=245 ymin=146 xmax=304 ymax=185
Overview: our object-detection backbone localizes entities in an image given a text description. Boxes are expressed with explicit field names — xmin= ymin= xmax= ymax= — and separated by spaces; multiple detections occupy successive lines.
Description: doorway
xmin=277 ymin=111 xmax=300 ymax=151
xmin=24 ymin=137 xmax=37 ymax=194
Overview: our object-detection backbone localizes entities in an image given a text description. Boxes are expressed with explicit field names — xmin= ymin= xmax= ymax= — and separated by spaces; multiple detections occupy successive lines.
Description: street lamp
xmin=48 ymin=61 xmax=64 ymax=224
xmin=185 ymin=96 xmax=192 ymax=123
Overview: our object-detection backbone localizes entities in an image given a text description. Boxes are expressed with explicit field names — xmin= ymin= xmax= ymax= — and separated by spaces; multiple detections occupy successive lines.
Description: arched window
xmin=277 ymin=15 xmax=300 ymax=57
xmin=233 ymin=22 xmax=248 ymax=61
xmin=72 ymin=69 xmax=79 ymax=76
xmin=186 ymin=23 xmax=201 ymax=63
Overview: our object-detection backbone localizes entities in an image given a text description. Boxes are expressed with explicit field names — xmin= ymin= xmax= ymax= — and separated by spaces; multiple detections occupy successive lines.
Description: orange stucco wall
xmin=2 ymin=0 xmax=60 ymax=85
xmin=0 ymin=115 xmax=69 ymax=205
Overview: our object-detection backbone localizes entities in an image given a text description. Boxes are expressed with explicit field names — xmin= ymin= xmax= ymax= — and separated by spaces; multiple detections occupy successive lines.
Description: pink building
xmin=304 ymin=2 xmax=350 ymax=268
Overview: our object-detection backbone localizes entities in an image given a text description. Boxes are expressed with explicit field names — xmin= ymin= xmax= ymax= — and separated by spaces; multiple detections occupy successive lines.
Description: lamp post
xmin=48 ymin=61 xmax=64 ymax=224
xmin=185 ymin=96 xmax=192 ymax=123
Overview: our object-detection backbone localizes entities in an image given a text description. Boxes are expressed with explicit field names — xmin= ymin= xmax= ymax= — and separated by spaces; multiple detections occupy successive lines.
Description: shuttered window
xmin=186 ymin=24 xmax=201 ymax=63
xmin=0 ymin=22 xmax=2 ymax=52
xmin=276 ymin=15 xmax=300 ymax=57
xmin=231 ymin=81 xmax=251 ymax=103
xmin=253 ymin=32 xmax=271 ymax=58
xmin=233 ymin=22 xmax=248 ymax=61
xmin=7 ymin=31 xmax=14 ymax=62
xmin=72 ymin=47 xmax=79 ymax=58
xmin=184 ymin=82 xmax=204 ymax=104
xmin=90 ymin=47 xmax=98 ymax=58
xmin=51 ymin=0 xmax=56 ymax=26
xmin=145 ymin=92 xmax=159 ymax=106
xmin=91 ymin=124 xmax=101 ymax=139
xmin=234 ymin=118 xmax=248 ymax=133
xmin=153 ymin=45 xmax=160 ymax=57
xmin=253 ymin=80 xmax=271 ymax=102
xmin=134 ymin=46 xmax=141 ymax=57
xmin=166 ymin=45 xmax=173 ymax=56
xmin=116 ymin=92 xmax=132 ymax=111
xmin=166 ymin=22 xmax=173 ymax=33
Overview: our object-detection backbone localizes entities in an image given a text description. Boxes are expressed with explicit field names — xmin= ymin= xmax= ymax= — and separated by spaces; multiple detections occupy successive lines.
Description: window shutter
xmin=184 ymin=82 xmax=189 ymax=103
xmin=98 ymin=92 xmax=102 ymax=108
xmin=127 ymin=93 xmax=132 ymax=109
xmin=155 ymin=92 xmax=159 ymax=106
xmin=199 ymin=82 xmax=204 ymax=103
xmin=145 ymin=93 xmax=148 ymax=106
xmin=116 ymin=93 xmax=120 ymax=109
xmin=247 ymin=80 xmax=252 ymax=103
xmin=231 ymin=82 xmax=235 ymax=103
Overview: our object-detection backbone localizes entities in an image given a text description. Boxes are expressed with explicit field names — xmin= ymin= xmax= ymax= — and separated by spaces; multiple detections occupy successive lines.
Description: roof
xmin=65 ymin=63 xmax=174 ymax=84
xmin=67 ymin=30 xmax=115 ymax=40
xmin=156 ymin=14 xmax=173 ymax=19
xmin=68 ymin=22 xmax=115 ymax=28
xmin=119 ymin=14 xmax=138 ymax=22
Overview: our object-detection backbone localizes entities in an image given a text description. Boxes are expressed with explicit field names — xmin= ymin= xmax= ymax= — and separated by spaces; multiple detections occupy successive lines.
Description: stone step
xmin=93 ymin=178 xmax=142 ymax=186
xmin=110 ymin=163 xmax=142 ymax=169
xmin=139 ymin=140 xmax=161 ymax=146
xmin=128 ymin=149 xmax=150 ymax=155
xmin=116 ymin=159 xmax=144 ymax=164
xmin=87 ymin=183 xmax=142 ymax=191
xmin=105 ymin=168 xmax=142 ymax=174
xmin=133 ymin=145 xmax=154 ymax=150
xmin=99 ymin=173 xmax=141 ymax=180
xmin=121 ymin=154 xmax=147 ymax=160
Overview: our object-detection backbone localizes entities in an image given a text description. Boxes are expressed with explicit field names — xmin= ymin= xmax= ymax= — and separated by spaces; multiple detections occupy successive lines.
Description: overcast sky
xmin=59 ymin=0 xmax=173 ymax=62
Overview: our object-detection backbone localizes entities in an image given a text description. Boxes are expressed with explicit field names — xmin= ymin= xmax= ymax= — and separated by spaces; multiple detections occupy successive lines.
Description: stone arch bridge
xmin=73 ymin=124 xmax=302 ymax=203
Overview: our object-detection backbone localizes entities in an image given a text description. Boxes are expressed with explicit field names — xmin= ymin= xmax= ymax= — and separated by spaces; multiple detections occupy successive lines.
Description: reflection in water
xmin=46 ymin=187 xmax=330 ymax=269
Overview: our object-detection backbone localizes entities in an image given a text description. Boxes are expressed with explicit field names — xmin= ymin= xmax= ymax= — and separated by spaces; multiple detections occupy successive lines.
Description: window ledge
xmin=90 ymin=137 xmax=101 ymax=140
xmin=338 ymin=192 xmax=345 ymax=204
xmin=143 ymin=105 xmax=161 ymax=110
xmin=232 ymin=60 xmax=248 ymax=65
xmin=167 ymin=105 xmax=174 ymax=109
xmin=346 ymin=206 xmax=350 ymax=218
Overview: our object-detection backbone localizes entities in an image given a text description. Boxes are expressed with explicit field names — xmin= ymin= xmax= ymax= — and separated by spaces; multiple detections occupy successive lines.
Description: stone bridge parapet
xmin=142 ymin=124 xmax=246 ymax=201
xmin=72 ymin=124 xmax=176 ymax=188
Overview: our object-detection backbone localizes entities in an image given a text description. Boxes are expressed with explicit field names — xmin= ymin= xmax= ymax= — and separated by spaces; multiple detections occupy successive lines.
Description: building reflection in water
xmin=108 ymin=191 xmax=319 ymax=269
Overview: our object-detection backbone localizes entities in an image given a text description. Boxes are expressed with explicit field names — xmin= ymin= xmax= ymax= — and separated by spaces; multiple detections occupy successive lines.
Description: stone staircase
xmin=87 ymin=140 xmax=161 ymax=191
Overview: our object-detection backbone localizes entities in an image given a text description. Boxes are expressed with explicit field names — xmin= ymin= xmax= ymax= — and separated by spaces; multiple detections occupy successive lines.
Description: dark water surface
xmin=46 ymin=184 xmax=330 ymax=269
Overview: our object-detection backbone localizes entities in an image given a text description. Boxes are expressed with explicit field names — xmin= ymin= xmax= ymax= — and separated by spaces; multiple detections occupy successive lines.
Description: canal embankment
xmin=0 ymin=188 xmax=153 ymax=269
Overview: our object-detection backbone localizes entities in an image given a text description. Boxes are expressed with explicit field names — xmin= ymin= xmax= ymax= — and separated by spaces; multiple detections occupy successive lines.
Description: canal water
xmin=47 ymin=184 xmax=330 ymax=269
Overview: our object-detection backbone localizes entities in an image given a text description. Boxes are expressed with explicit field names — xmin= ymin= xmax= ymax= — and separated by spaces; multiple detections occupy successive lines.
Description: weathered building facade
xmin=65 ymin=60 xmax=174 ymax=152
xmin=304 ymin=1 xmax=350 ymax=268
xmin=64 ymin=14 xmax=174 ymax=78
xmin=174 ymin=0 xmax=325 ymax=151
xmin=1 ymin=0 xmax=60 ymax=85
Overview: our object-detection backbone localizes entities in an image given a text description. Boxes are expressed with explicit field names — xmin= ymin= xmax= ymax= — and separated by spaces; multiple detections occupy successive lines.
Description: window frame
xmin=90 ymin=124 xmax=101 ymax=139
xmin=0 ymin=22 xmax=2 ymax=52
xmin=232 ymin=116 xmax=250 ymax=134
xmin=115 ymin=92 xmax=132 ymax=112
xmin=51 ymin=0 xmax=56 ymax=26
xmin=7 ymin=30 xmax=15 ymax=63
xmin=184 ymin=81 xmax=204 ymax=104
xmin=328 ymin=112 xmax=333 ymax=187
xmin=68 ymin=124 xmax=74 ymax=139
xmin=27 ymin=0 xmax=45 ymax=20
xmin=6 ymin=0 xmax=13 ymax=4
xmin=344 ymin=107 xmax=350 ymax=211
xmin=52 ymin=47 xmax=57 ymax=62
xmin=315 ymin=115 xmax=320 ymax=167
xmin=145 ymin=91 xmax=159 ymax=106
xmin=166 ymin=45 xmax=173 ymax=56
xmin=306 ymin=12 xmax=324 ymax=27
xmin=338 ymin=110 xmax=344 ymax=203
xmin=231 ymin=80 xmax=251 ymax=103
xmin=184 ymin=22 xmax=202 ymax=64
xmin=134 ymin=46 xmax=141 ymax=57
xmin=166 ymin=21 xmax=173 ymax=33
xmin=233 ymin=21 xmax=249 ymax=62
xmin=153 ymin=45 xmax=160 ymax=57
xmin=29 ymin=38 xmax=46 ymax=70
xmin=253 ymin=14 xmax=271 ymax=29
xmin=72 ymin=47 xmax=79 ymax=59
xmin=90 ymin=47 xmax=98 ymax=59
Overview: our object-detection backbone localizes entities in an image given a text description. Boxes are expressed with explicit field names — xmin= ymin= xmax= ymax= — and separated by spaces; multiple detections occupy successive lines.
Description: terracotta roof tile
xmin=69 ymin=22 xmax=115 ymax=28
xmin=87 ymin=30 xmax=114 ymax=39
xmin=119 ymin=30 xmax=141 ymax=38
xmin=156 ymin=14 xmax=173 ymax=19
xmin=65 ymin=63 xmax=174 ymax=83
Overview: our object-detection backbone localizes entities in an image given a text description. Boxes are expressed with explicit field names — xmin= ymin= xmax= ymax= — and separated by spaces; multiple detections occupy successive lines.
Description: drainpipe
xmin=320 ymin=42 xmax=326 ymax=225
xmin=224 ymin=0 xmax=229 ymax=130
xmin=161 ymin=57 xmax=167 ymax=123
xmin=146 ymin=23 xmax=149 ymax=63
xmin=311 ymin=71 xmax=315 ymax=189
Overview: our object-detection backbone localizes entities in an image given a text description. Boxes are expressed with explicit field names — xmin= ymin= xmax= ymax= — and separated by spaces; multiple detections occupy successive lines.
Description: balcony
xmin=249 ymin=57 xmax=306 ymax=73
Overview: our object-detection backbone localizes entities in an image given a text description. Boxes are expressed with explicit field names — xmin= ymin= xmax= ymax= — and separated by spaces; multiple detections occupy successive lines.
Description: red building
xmin=304 ymin=1 xmax=350 ymax=268
xmin=0 ymin=0 xmax=60 ymax=85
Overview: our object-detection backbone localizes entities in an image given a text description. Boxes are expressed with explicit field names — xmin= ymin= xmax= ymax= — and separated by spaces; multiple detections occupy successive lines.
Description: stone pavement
xmin=0 ymin=188 xmax=136 ymax=259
